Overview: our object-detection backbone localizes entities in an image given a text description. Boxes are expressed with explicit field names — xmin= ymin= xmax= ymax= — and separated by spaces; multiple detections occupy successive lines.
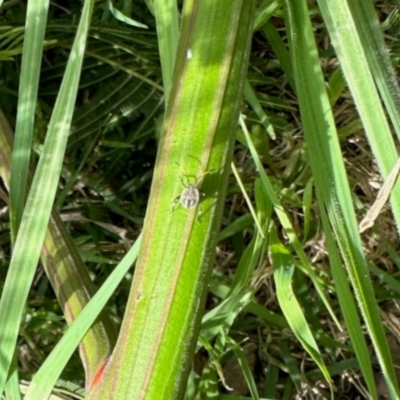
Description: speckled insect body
xmin=179 ymin=183 xmax=200 ymax=209
xmin=172 ymin=162 xmax=209 ymax=212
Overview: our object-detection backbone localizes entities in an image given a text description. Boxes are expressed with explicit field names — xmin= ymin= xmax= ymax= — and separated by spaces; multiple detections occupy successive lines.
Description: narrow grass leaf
xmin=254 ymin=0 xmax=282 ymax=32
xmin=244 ymin=80 xmax=275 ymax=139
xmin=283 ymin=0 xmax=398 ymax=396
xmin=270 ymin=226 xmax=332 ymax=393
xmin=369 ymin=263 xmax=400 ymax=297
xmin=318 ymin=0 xmax=400 ymax=232
xmin=9 ymin=0 xmax=50 ymax=239
xmin=347 ymin=0 xmax=400 ymax=144
xmin=24 ymin=235 xmax=141 ymax=400
xmin=262 ymin=21 xmax=294 ymax=89
xmin=231 ymin=162 xmax=265 ymax=237
xmin=154 ymin=0 xmax=179 ymax=102
xmin=317 ymin=193 xmax=377 ymax=398
xmin=201 ymin=292 xmax=253 ymax=345
xmin=107 ymin=0 xmax=148 ymax=28
xmin=239 ymin=115 xmax=341 ymax=329
xmin=218 ymin=213 xmax=253 ymax=241
xmin=227 ymin=337 xmax=260 ymax=400
xmin=278 ymin=341 xmax=302 ymax=392
xmin=0 ymin=0 xmax=94 ymax=393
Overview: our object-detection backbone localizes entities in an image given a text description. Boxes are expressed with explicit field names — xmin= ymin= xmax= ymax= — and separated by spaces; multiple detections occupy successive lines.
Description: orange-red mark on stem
xmin=89 ymin=358 xmax=109 ymax=392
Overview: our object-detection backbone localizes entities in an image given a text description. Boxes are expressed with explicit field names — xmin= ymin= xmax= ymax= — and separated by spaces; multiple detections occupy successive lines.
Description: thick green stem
xmin=88 ymin=1 xmax=255 ymax=399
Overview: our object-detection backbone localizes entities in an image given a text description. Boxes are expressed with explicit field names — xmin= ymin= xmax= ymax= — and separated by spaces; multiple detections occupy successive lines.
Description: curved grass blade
xmin=270 ymin=225 xmax=333 ymax=395
xmin=283 ymin=0 xmax=399 ymax=396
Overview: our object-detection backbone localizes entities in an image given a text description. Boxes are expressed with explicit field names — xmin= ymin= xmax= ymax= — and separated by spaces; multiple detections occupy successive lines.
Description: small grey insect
xmin=172 ymin=163 xmax=209 ymax=211
xmin=177 ymin=177 xmax=202 ymax=209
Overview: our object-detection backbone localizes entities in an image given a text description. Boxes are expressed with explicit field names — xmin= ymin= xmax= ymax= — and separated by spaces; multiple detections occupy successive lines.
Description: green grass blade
xmin=9 ymin=0 xmax=50 ymax=239
xmin=1 ymin=108 xmax=117 ymax=390
xmin=24 ymin=235 xmax=141 ymax=400
xmin=227 ymin=337 xmax=260 ymax=400
xmin=4 ymin=367 xmax=21 ymax=400
xmin=154 ymin=0 xmax=179 ymax=102
xmin=347 ymin=0 xmax=400 ymax=143
xmin=254 ymin=0 xmax=282 ymax=32
xmin=317 ymin=192 xmax=377 ymax=397
xmin=239 ymin=115 xmax=341 ymax=329
xmin=270 ymin=226 xmax=333 ymax=393
xmin=262 ymin=21 xmax=294 ymax=89
xmin=0 ymin=110 xmax=13 ymax=189
xmin=0 ymin=0 xmax=94 ymax=393
xmin=244 ymin=80 xmax=275 ymax=139
xmin=318 ymin=0 xmax=400 ymax=231
xmin=107 ymin=0 xmax=148 ymax=28
xmin=283 ymin=0 xmax=399 ymax=396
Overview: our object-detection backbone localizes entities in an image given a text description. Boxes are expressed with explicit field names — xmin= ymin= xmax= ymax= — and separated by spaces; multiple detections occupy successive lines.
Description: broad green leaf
xmin=88 ymin=1 xmax=256 ymax=398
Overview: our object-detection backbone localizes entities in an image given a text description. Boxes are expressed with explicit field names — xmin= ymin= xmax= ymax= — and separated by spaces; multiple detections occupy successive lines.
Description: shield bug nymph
xmin=179 ymin=181 xmax=201 ymax=209
xmin=172 ymin=162 xmax=210 ymax=211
